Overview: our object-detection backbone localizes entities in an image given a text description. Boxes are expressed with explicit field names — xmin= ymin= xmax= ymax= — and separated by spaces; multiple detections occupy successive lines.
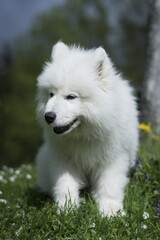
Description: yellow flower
xmin=139 ymin=123 xmax=152 ymax=133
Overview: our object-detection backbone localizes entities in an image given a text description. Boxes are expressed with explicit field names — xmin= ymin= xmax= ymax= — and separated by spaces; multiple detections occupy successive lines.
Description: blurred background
xmin=0 ymin=0 xmax=149 ymax=167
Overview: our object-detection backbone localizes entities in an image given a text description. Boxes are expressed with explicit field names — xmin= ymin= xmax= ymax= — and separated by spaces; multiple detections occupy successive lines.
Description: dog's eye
xmin=66 ymin=94 xmax=77 ymax=100
xmin=49 ymin=92 xmax=54 ymax=98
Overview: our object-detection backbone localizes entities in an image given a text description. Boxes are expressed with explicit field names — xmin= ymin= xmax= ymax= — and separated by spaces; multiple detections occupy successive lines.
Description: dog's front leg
xmin=53 ymin=171 xmax=80 ymax=210
xmin=92 ymin=156 xmax=129 ymax=217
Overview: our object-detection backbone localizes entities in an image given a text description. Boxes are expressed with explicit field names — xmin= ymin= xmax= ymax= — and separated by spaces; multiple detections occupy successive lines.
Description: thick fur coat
xmin=36 ymin=42 xmax=139 ymax=216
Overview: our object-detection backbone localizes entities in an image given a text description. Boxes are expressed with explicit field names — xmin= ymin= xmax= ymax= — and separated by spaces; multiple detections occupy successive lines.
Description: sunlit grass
xmin=0 ymin=140 xmax=160 ymax=239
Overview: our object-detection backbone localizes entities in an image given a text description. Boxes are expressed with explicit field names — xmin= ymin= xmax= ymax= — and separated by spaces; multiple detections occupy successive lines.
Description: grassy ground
xmin=0 ymin=139 xmax=160 ymax=240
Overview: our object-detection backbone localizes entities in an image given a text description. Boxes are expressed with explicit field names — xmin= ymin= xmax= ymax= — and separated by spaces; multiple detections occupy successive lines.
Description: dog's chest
xmin=62 ymin=138 xmax=107 ymax=169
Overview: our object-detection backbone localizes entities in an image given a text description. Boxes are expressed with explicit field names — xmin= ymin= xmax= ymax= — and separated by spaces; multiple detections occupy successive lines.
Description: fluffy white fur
xmin=36 ymin=41 xmax=139 ymax=217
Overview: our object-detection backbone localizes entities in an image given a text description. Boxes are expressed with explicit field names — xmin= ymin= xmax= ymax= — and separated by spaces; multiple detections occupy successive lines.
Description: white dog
xmin=36 ymin=41 xmax=139 ymax=216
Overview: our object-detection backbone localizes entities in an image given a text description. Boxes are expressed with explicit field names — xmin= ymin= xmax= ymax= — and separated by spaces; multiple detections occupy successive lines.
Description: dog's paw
xmin=58 ymin=198 xmax=79 ymax=209
xmin=56 ymin=195 xmax=80 ymax=214
xmin=98 ymin=198 xmax=123 ymax=217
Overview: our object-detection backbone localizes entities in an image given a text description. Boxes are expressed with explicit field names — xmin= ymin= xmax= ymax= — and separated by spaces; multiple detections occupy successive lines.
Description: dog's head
xmin=36 ymin=41 xmax=114 ymax=135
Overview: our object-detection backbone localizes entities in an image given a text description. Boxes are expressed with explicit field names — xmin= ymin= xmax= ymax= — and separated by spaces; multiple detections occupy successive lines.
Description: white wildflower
xmin=141 ymin=224 xmax=147 ymax=229
xmin=0 ymin=175 xmax=4 ymax=181
xmin=26 ymin=174 xmax=32 ymax=180
xmin=0 ymin=198 xmax=7 ymax=204
xmin=0 ymin=190 xmax=2 ymax=195
xmin=90 ymin=222 xmax=96 ymax=228
xmin=9 ymin=175 xmax=16 ymax=182
xmin=120 ymin=210 xmax=126 ymax=217
xmin=21 ymin=210 xmax=25 ymax=218
xmin=15 ymin=226 xmax=23 ymax=236
xmin=143 ymin=211 xmax=149 ymax=219
xmin=16 ymin=204 xmax=20 ymax=208
xmin=0 ymin=176 xmax=7 ymax=183
xmin=15 ymin=169 xmax=20 ymax=175
xmin=125 ymin=222 xmax=129 ymax=227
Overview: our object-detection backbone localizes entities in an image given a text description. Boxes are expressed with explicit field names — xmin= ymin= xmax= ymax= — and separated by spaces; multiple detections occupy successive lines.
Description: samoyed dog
xmin=36 ymin=41 xmax=139 ymax=216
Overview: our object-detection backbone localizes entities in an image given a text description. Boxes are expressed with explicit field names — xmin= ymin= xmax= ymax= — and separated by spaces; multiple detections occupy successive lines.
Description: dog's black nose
xmin=44 ymin=112 xmax=56 ymax=124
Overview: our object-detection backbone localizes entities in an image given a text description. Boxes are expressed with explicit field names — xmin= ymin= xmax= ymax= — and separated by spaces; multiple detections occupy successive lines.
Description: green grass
xmin=0 ymin=140 xmax=160 ymax=240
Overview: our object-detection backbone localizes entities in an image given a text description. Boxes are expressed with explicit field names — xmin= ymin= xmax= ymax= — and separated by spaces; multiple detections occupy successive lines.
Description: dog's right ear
xmin=51 ymin=41 xmax=69 ymax=60
xmin=94 ymin=47 xmax=114 ymax=80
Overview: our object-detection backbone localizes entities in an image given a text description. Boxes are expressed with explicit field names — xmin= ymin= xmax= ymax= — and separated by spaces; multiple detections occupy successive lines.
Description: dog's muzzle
xmin=44 ymin=112 xmax=78 ymax=134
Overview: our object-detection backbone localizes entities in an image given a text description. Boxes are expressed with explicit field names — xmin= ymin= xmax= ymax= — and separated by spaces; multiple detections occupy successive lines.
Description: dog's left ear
xmin=94 ymin=47 xmax=112 ymax=79
xmin=51 ymin=41 xmax=69 ymax=60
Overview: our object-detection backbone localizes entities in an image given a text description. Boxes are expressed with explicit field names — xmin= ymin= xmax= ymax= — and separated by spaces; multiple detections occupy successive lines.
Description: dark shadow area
xmin=25 ymin=187 xmax=53 ymax=209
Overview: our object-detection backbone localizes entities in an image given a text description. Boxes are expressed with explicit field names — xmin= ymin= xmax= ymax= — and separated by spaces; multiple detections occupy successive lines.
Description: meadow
xmin=0 ymin=138 xmax=160 ymax=239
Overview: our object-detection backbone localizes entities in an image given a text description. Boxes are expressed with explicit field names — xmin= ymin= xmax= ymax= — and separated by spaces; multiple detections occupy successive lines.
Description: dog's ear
xmin=95 ymin=47 xmax=112 ymax=79
xmin=95 ymin=47 xmax=106 ymax=78
xmin=51 ymin=41 xmax=69 ymax=60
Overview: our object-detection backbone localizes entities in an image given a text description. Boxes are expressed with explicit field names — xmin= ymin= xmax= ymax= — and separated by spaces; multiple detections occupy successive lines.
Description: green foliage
xmin=0 ymin=141 xmax=160 ymax=239
xmin=109 ymin=0 xmax=148 ymax=86
xmin=119 ymin=18 xmax=148 ymax=85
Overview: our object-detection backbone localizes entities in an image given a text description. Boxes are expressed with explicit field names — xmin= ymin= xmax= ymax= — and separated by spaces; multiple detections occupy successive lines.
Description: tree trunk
xmin=141 ymin=0 xmax=160 ymax=133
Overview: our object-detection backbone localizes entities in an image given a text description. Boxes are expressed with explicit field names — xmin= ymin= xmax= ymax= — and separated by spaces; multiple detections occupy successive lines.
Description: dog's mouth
xmin=53 ymin=118 xmax=78 ymax=134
